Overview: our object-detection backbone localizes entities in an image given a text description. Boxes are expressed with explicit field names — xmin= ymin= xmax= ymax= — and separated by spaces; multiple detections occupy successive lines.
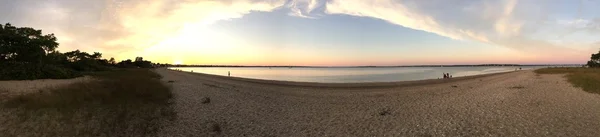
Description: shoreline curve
xmin=162 ymin=68 xmax=518 ymax=89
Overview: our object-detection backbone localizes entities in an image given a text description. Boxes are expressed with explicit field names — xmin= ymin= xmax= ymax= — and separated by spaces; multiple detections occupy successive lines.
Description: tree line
xmin=0 ymin=23 xmax=156 ymax=80
xmin=588 ymin=50 xmax=600 ymax=68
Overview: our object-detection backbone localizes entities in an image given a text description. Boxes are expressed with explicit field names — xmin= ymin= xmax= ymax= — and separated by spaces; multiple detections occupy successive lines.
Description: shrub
xmin=0 ymin=62 xmax=81 ymax=80
xmin=1 ymin=69 xmax=174 ymax=136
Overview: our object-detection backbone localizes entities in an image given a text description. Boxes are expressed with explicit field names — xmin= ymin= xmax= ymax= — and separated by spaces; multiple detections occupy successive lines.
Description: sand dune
xmin=155 ymin=68 xmax=600 ymax=136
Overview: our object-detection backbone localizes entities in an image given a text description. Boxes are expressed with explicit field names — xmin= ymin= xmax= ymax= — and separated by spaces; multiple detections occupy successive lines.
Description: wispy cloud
xmin=323 ymin=0 xmax=597 ymax=58
xmin=286 ymin=0 xmax=320 ymax=18
xmin=1 ymin=0 xmax=598 ymax=64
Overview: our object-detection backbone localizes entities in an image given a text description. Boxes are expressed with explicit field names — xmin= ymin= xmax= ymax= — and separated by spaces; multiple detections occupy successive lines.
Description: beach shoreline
xmin=156 ymin=68 xmax=600 ymax=136
xmin=2 ymin=68 xmax=599 ymax=136
xmin=165 ymin=68 xmax=518 ymax=88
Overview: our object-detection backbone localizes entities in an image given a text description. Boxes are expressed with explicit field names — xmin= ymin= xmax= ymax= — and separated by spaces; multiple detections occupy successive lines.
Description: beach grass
xmin=535 ymin=67 xmax=600 ymax=94
xmin=1 ymin=69 xmax=174 ymax=136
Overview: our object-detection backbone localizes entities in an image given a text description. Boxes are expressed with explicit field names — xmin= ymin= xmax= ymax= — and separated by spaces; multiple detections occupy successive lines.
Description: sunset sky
xmin=1 ymin=0 xmax=599 ymax=66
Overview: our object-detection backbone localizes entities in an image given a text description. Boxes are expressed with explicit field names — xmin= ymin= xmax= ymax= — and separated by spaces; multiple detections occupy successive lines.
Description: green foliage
xmin=0 ymin=23 xmax=58 ymax=63
xmin=587 ymin=51 xmax=600 ymax=68
xmin=588 ymin=50 xmax=600 ymax=68
xmin=0 ymin=62 xmax=81 ymax=80
xmin=0 ymin=23 xmax=156 ymax=80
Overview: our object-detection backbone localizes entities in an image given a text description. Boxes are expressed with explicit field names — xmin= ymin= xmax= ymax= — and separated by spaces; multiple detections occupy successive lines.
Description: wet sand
xmin=156 ymin=68 xmax=600 ymax=136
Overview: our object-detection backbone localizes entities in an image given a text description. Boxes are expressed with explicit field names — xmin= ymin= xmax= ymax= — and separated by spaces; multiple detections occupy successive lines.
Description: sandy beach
xmin=1 ymin=68 xmax=599 ymax=136
xmin=155 ymin=68 xmax=600 ymax=136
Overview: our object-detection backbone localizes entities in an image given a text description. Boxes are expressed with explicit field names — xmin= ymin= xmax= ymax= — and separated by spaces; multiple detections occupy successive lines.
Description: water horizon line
xmin=167 ymin=64 xmax=584 ymax=68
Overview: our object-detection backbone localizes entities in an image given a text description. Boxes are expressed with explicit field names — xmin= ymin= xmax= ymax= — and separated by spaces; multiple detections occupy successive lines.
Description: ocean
xmin=169 ymin=66 xmax=551 ymax=83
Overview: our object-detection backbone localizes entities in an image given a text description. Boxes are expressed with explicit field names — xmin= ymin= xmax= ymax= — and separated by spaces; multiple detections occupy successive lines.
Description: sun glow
xmin=174 ymin=60 xmax=183 ymax=65
xmin=139 ymin=21 xmax=258 ymax=65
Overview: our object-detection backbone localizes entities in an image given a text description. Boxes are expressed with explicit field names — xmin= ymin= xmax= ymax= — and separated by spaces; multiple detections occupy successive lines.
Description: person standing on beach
xmin=228 ymin=71 xmax=230 ymax=77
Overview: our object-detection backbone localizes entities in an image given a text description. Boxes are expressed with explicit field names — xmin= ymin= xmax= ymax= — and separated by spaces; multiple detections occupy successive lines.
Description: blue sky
xmin=1 ymin=0 xmax=599 ymax=65
xmin=211 ymin=8 xmax=503 ymax=65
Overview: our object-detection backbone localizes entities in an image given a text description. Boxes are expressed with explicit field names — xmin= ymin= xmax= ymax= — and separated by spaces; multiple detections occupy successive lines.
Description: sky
xmin=1 ymin=0 xmax=600 ymax=66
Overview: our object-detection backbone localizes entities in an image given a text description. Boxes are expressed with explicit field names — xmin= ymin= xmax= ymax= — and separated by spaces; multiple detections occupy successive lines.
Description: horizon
xmin=167 ymin=63 xmax=584 ymax=67
xmin=2 ymin=0 xmax=599 ymax=65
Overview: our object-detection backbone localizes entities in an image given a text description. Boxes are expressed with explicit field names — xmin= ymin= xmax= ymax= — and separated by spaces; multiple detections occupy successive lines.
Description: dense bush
xmin=67 ymin=60 xmax=111 ymax=71
xmin=0 ymin=62 xmax=81 ymax=80
xmin=1 ymin=23 xmax=155 ymax=80
xmin=2 ymin=69 xmax=174 ymax=136
xmin=588 ymin=50 xmax=600 ymax=68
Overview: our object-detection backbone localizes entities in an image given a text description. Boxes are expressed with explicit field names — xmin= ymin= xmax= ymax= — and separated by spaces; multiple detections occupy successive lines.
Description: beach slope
xmin=156 ymin=69 xmax=600 ymax=136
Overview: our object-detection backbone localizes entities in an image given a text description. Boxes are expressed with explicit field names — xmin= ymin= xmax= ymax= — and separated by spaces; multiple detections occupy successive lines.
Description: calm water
xmin=169 ymin=66 xmax=553 ymax=83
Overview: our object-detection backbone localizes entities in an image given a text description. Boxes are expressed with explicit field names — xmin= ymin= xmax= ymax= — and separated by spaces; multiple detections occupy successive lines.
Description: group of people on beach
xmin=443 ymin=73 xmax=452 ymax=79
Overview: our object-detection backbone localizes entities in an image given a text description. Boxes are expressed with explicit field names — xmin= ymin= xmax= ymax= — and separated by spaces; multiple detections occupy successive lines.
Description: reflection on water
xmin=169 ymin=66 xmax=547 ymax=83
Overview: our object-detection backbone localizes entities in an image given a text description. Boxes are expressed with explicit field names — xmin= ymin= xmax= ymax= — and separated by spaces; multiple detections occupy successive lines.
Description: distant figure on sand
xmin=443 ymin=73 xmax=452 ymax=79
xmin=228 ymin=71 xmax=230 ymax=77
xmin=443 ymin=73 xmax=450 ymax=79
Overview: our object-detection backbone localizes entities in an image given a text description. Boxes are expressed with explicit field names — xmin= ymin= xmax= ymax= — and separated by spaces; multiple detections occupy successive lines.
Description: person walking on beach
xmin=228 ymin=71 xmax=230 ymax=77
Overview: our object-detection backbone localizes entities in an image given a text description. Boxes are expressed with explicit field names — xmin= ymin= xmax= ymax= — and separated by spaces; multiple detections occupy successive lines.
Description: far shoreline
xmin=166 ymin=64 xmax=581 ymax=68
xmin=162 ymin=68 xmax=522 ymax=89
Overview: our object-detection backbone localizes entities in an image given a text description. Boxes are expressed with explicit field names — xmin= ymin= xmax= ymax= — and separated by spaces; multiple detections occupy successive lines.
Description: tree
xmin=588 ymin=50 xmax=600 ymax=68
xmin=45 ymin=51 xmax=68 ymax=65
xmin=133 ymin=57 xmax=153 ymax=68
xmin=0 ymin=23 xmax=120 ymax=79
xmin=64 ymin=50 xmax=93 ymax=62
xmin=63 ymin=50 xmax=110 ymax=71
xmin=117 ymin=59 xmax=135 ymax=68
xmin=135 ymin=57 xmax=143 ymax=62
xmin=108 ymin=57 xmax=116 ymax=65
xmin=91 ymin=52 xmax=102 ymax=60
xmin=0 ymin=23 xmax=59 ymax=63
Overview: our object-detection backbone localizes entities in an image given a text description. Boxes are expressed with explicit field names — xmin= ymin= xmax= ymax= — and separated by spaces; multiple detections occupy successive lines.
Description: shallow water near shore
xmin=170 ymin=66 xmax=551 ymax=83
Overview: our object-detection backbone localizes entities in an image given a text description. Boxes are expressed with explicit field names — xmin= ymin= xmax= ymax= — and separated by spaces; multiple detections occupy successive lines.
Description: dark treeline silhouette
xmin=0 ymin=23 xmax=156 ymax=80
xmin=588 ymin=50 xmax=600 ymax=68
xmin=117 ymin=57 xmax=155 ymax=68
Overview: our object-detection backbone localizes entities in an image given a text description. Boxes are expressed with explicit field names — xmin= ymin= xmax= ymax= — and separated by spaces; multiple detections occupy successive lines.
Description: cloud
xmin=2 ymin=0 xmax=598 ymax=64
xmin=101 ymin=0 xmax=289 ymax=59
xmin=320 ymin=0 xmax=596 ymax=61
xmin=286 ymin=0 xmax=320 ymax=18
xmin=0 ymin=0 xmax=290 ymax=61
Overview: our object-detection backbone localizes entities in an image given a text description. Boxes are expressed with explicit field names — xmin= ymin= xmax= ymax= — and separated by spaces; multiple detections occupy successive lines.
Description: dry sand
xmin=0 ymin=76 xmax=91 ymax=98
xmin=155 ymin=68 xmax=600 ymax=136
